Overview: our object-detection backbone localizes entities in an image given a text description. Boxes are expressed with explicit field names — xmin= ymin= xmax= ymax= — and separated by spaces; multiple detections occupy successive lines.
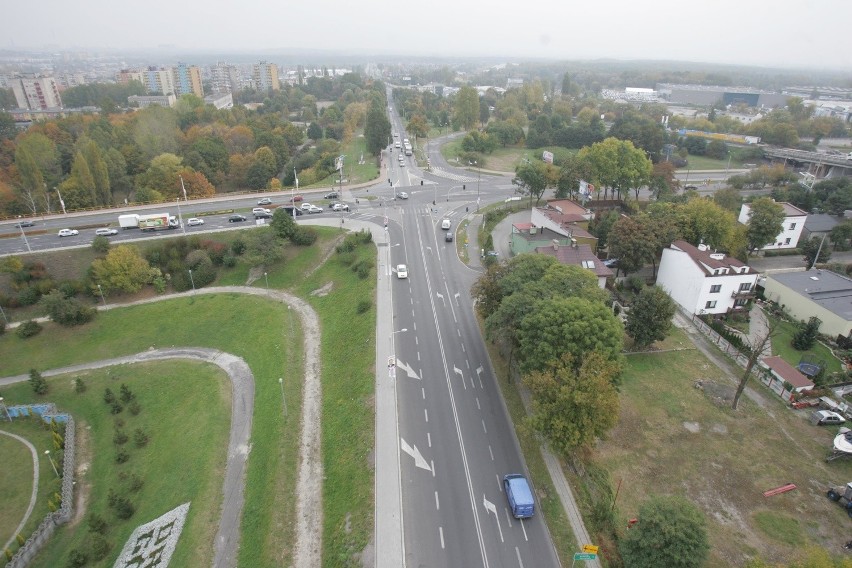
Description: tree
xmin=364 ymin=99 xmax=391 ymax=155
xmin=524 ymin=352 xmax=620 ymax=454
xmin=619 ymin=495 xmax=709 ymax=568
xmin=406 ymin=114 xmax=429 ymax=140
xmin=577 ymin=137 xmax=651 ymax=200
xmin=29 ymin=368 xmax=49 ymax=395
xmin=40 ymin=290 xmax=97 ymax=326
xmin=307 ymin=122 xmax=323 ymax=141
xmin=792 ymin=316 xmax=822 ymax=350
xmin=453 ymin=86 xmax=480 ymax=130
xmin=517 ymin=296 xmax=623 ymax=375
xmin=713 ymin=187 xmax=742 ymax=212
xmin=744 ymin=197 xmax=785 ymax=255
xmin=246 ymin=147 xmax=278 ymax=190
xmin=608 ymin=216 xmax=656 ymax=277
xmin=82 ymin=140 xmax=111 ymax=206
xmin=271 ymin=207 xmax=298 ymax=240
xmin=91 ymin=245 xmax=160 ymax=294
xmin=681 ymin=198 xmax=738 ymax=252
xmin=513 ymin=160 xmax=556 ymax=207
xmin=802 ymin=236 xmax=831 ymax=269
xmin=732 ymin=319 xmax=776 ymax=410
xmin=626 ymin=286 xmax=676 ymax=348
xmin=14 ymin=147 xmax=45 ymax=214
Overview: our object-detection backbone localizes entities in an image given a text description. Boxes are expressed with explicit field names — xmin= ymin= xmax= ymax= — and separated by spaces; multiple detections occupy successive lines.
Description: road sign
xmin=573 ymin=552 xmax=597 ymax=561
xmin=582 ymin=544 xmax=599 ymax=554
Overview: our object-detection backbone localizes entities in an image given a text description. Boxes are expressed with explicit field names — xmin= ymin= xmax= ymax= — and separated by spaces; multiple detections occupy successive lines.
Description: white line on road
xmin=435 ymin=491 xmax=440 ymax=510
xmin=421 ymin=387 xmax=425 ymax=399
xmin=439 ymin=526 xmax=445 ymax=549
xmin=482 ymin=419 xmax=487 ymax=434
xmin=483 ymin=496 xmax=504 ymax=543
xmin=521 ymin=518 xmax=528 ymax=541
xmin=399 ymin=438 xmax=432 ymax=472
xmin=453 ymin=365 xmax=466 ymax=390
xmin=489 ymin=445 xmax=494 ymax=461
xmin=515 ymin=547 xmax=524 ymax=568
xmin=427 ymin=432 xmax=431 ymax=447
xmin=476 ymin=397 xmax=480 ymax=410
xmin=424 ymin=408 xmax=429 ymax=423
xmin=476 ymin=366 xmax=484 ymax=389
xmin=431 ymin=460 xmax=435 ymax=477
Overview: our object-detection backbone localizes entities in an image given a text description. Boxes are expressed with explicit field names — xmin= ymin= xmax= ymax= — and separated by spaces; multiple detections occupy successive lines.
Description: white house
xmin=656 ymin=240 xmax=759 ymax=316
xmin=761 ymin=269 xmax=852 ymax=342
xmin=738 ymin=202 xmax=807 ymax=250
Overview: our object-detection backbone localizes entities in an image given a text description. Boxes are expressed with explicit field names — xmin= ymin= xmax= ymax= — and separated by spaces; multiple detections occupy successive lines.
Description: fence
xmin=689 ymin=313 xmax=752 ymax=369
xmin=4 ymin=404 xmax=76 ymax=568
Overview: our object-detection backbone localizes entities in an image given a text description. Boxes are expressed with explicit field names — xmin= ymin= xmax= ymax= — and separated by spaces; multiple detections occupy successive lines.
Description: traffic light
xmin=463 ymin=184 xmax=466 ymax=190
xmin=420 ymin=180 xmax=423 ymax=186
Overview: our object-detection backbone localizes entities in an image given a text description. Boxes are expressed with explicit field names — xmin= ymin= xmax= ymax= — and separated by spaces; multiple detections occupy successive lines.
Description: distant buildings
xmin=11 ymin=76 xmax=63 ymax=110
xmin=118 ymin=63 xmax=204 ymax=97
xmin=209 ymin=62 xmax=243 ymax=94
xmin=252 ymin=61 xmax=279 ymax=92
xmin=128 ymin=94 xmax=176 ymax=108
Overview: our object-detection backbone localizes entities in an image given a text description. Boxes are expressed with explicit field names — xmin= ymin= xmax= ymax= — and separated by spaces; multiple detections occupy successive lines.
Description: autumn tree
xmin=744 ymin=197 xmax=785 ymax=255
xmin=619 ymin=495 xmax=709 ymax=568
xmin=453 ymin=86 xmax=480 ymax=130
xmin=14 ymin=147 xmax=45 ymax=214
xmin=82 ymin=140 xmax=111 ymax=206
xmin=406 ymin=114 xmax=429 ymax=140
xmin=91 ymin=245 xmax=161 ymax=294
xmin=626 ymin=286 xmax=677 ymax=348
xmin=524 ymin=352 xmax=620 ymax=454
xmin=246 ymin=147 xmax=278 ymax=190
xmin=680 ymin=197 xmax=738 ymax=252
xmin=512 ymin=160 xmax=556 ymax=207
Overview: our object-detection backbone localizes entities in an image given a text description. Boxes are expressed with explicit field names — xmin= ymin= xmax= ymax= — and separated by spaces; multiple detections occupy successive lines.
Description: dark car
xmin=228 ymin=214 xmax=247 ymax=223
xmin=253 ymin=211 xmax=272 ymax=219
xmin=325 ymin=191 xmax=339 ymax=200
xmin=290 ymin=195 xmax=303 ymax=202
xmin=603 ymin=258 xmax=619 ymax=268
xmin=15 ymin=220 xmax=35 ymax=228
xmin=281 ymin=206 xmax=303 ymax=216
xmin=445 ymin=232 xmax=454 ymax=242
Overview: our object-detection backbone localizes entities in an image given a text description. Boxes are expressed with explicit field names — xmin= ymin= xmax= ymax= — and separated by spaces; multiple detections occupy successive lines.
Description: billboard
xmin=542 ymin=151 xmax=554 ymax=164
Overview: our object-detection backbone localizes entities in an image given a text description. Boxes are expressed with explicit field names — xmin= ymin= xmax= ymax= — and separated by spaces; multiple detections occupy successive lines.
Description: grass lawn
xmin=767 ymin=315 xmax=844 ymax=377
xmin=440 ymin=138 xmax=576 ymax=174
xmin=0 ymin=418 xmax=62 ymax=552
xmin=317 ymin=134 xmax=381 ymax=188
xmin=592 ymin=326 xmax=852 ymax=566
xmin=680 ymin=154 xmax=743 ymax=171
xmin=0 ymin=361 xmax=229 ymax=567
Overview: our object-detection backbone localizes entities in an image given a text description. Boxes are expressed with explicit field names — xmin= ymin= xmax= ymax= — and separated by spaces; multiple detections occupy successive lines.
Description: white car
xmin=95 ymin=228 xmax=118 ymax=236
xmin=332 ymin=203 xmax=349 ymax=211
xmin=187 ymin=218 xmax=204 ymax=226
xmin=257 ymin=197 xmax=273 ymax=206
xmin=58 ymin=229 xmax=79 ymax=237
xmin=252 ymin=207 xmax=271 ymax=216
xmin=306 ymin=205 xmax=324 ymax=214
xmin=300 ymin=202 xmax=314 ymax=211
xmin=397 ymin=264 xmax=408 ymax=279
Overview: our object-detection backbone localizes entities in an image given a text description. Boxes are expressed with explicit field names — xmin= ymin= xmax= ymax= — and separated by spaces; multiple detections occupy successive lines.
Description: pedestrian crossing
xmin=429 ymin=167 xmax=476 ymax=182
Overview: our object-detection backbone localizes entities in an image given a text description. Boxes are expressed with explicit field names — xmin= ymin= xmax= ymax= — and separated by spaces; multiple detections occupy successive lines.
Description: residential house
xmin=529 ymin=200 xmax=597 ymax=252
xmin=759 ymin=355 xmax=814 ymax=401
xmin=534 ymin=241 xmax=613 ymax=288
xmin=656 ymin=240 xmax=759 ymax=315
xmin=510 ymin=223 xmax=597 ymax=255
xmin=802 ymin=214 xmax=841 ymax=242
xmin=738 ymin=202 xmax=807 ymax=250
xmin=761 ymin=269 xmax=852 ymax=342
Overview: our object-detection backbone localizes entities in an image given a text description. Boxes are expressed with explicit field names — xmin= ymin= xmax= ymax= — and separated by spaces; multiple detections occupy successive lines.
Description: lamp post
xmin=278 ymin=377 xmax=287 ymax=416
xmin=264 ymin=272 xmax=269 ymax=293
xmin=175 ymin=198 xmax=186 ymax=235
xmin=45 ymin=450 xmax=59 ymax=478
xmin=188 ymin=269 xmax=195 ymax=292
xmin=97 ymin=284 xmax=106 ymax=306
xmin=293 ymin=167 xmax=299 ymax=219
xmin=389 ymin=328 xmax=408 ymax=357
xmin=0 ymin=397 xmax=11 ymax=421
xmin=469 ymin=160 xmax=481 ymax=212
xmin=18 ymin=221 xmax=31 ymax=253
xmin=0 ymin=303 xmax=7 ymax=325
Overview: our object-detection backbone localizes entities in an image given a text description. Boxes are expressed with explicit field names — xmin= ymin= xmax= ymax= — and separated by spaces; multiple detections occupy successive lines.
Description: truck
xmin=118 ymin=213 xmax=180 ymax=231
xmin=503 ymin=474 xmax=535 ymax=519
xmin=825 ymin=482 xmax=852 ymax=518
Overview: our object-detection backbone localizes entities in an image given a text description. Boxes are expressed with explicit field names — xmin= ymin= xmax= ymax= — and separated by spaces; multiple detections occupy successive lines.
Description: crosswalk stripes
xmin=429 ymin=167 xmax=476 ymax=182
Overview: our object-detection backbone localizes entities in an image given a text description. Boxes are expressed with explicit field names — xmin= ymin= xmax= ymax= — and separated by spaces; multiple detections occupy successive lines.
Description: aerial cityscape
xmin=2 ymin=5 xmax=852 ymax=566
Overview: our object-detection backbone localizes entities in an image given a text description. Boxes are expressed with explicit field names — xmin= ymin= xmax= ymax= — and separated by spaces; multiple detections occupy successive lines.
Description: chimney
xmin=552 ymin=239 xmax=559 ymax=251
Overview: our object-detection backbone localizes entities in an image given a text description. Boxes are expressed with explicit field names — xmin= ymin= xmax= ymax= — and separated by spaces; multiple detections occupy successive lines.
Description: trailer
xmin=118 ymin=213 xmax=179 ymax=231
xmin=826 ymin=482 xmax=852 ymax=518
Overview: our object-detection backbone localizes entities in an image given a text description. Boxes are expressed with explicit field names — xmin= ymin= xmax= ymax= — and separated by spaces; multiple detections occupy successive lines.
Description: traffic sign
xmin=582 ymin=544 xmax=599 ymax=554
xmin=574 ymin=552 xmax=597 ymax=561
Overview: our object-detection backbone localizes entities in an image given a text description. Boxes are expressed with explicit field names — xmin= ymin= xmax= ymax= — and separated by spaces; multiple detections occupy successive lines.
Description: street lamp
xmin=45 ymin=450 xmax=60 ymax=478
xmin=97 ymin=284 xmax=106 ymax=306
xmin=293 ymin=167 xmax=299 ymax=219
xmin=278 ymin=377 xmax=287 ymax=416
xmin=0 ymin=397 xmax=11 ymax=421
xmin=188 ymin=269 xmax=195 ymax=292
xmin=389 ymin=328 xmax=408 ymax=355
xmin=175 ymin=198 xmax=186 ymax=235
xmin=18 ymin=221 xmax=31 ymax=253
xmin=469 ymin=161 xmax=481 ymax=212
xmin=264 ymin=272 xmax=269 ymax=293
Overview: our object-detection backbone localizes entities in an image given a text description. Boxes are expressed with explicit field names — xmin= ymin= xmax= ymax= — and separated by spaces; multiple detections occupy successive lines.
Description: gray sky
xmin=5 ymin=0 xmax=851 ymax=71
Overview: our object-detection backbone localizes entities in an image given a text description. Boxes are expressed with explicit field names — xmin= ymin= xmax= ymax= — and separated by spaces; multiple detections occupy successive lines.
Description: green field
xmin=679 ymin=154 xmax=743 ymax=171
xmin=768 ymin=315 xmax=844 ymax=377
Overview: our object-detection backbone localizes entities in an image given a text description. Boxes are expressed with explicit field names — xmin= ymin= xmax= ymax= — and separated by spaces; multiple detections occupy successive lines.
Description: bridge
xmin=763 ymin=147 xmax=852 ymax=179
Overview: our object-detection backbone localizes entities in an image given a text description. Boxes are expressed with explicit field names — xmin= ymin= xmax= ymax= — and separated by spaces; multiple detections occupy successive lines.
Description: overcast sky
xmin=4 ymin=0 xmax=850 ymax=71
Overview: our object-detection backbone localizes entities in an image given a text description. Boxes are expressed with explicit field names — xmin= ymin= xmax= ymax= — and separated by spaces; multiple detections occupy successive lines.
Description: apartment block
xmin=173 ymin=62 xmax=204 ymax=97
xmin=11 ymin=76 xmax=63 ymax=110
xmin=209 ymin=62 xmax=244 ymax=94
xmin=252 ymin=61 xmax=280 ymax=92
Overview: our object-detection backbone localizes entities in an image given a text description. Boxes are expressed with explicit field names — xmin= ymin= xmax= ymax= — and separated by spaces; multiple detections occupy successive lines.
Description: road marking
xmin=489 ymin=445 xmax=494 ymax=461
xmin=400 ymin=438 xmax=432 ymax=472
xmin=415 ymin=336 xmax=419 ymax=345
xmin=424 ymin=408 xmax=429 ymax=423
xmin=476 ymin=366 xmax=484 ymax=389
xmin=439 ymin=526 xmax=445 ymax=549
xmin=453 ymin=365 xmax=466 ymax=390
xmin=483 ymin=496 xmax=504 ymax=543
xmin=476 ymin=397 xmax=480 ymax=410
xmin=521 ymin=518 xmax=528 ymax=541
xmin=396 ymin=359 xmax=421 ymax=380
xmin=427 ymin=432 xmax=431 ymax=448
xmin=421 ymin=387 xmax=425 ymax=400
xmin=435 ymin=491 xmax=440 ymax=510
xmin=454 ymin=292 xmax=461 ymax=306
xmin=461 ymin=343 xmax=466 ymax=352
xmin=505 ymin=508 xmax=513 ymax=527
xmin=515 ymin=547 xmax=524 ymax=568
xmin=431 ymin=460 xmax=435 ymax=477
xmin=482 ymin=419 xmax=487 ymax=434
xmin=436 ymin=291 xmax=445 ymax=306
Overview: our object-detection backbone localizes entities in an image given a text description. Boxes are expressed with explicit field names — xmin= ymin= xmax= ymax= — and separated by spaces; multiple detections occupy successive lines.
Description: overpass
xmin=763 ymin=147 xmax=852 ymax=179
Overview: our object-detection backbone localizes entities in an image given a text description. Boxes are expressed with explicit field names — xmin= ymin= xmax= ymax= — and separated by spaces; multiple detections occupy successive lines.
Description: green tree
xmin=271 ymin=207 xmax=298 ymax=240
xmin=744 ymin=197 xmax=785 ymax=255
xmin=14 ymin=147 xmax=45 ymax=214
xmin=0 ymin=111 xmax=16 ymax=141
xmin=577 ymin=137 xmax=651 ymax=200
xmin=29 ymin=368 xmax=49 ymax=395
xmin=82 ymin=140 xmax=111 ymax=206
xmin=517 ymin=296 xmax=623 ymax=375
xmin=626 ymin=286 xmax=676 ymax=348
xmin=39 ymin=290 xmax=97 ymax=326
xmin=792 ymin=316 xmax=822 ymax=350
xmin=829 ymin=220 xmax=852 ymax=250
xmin=307 ymin=122 xmax=323 ymax=140
xmin=608 ymin=112 xmax=664 ymax=161
xmin=619 ymin=495 xmax=709 ymax=568
xmin=91 ymin=245 xmax=160 ymax=294
xmin=524 ymin=352 xmax=620 ymax=454
xmin=512 ymin=160 xmax=556 ymax=207
xmin=103 ymin=148 xmax=132 ymax=201
xmin=246 ymin=147 xmax=278 ymax=190
xmin=802 ymin=236 xmax=831 ymax=269
xmin=453 ymin=86 xmax=480 ymax=130
xmin=406 ymin=114 xmax=429 ymax=140
xmin=608 ymin=216 xmax=656 ymax=277
xmin=681 ymin=197 xmax=738 ymax=252
xmin=713 ymin=187 xmax=742 ymax=212
xmin=364 ymin=99 xmax=391 ymax=155
xmin=136 ymin=153 xmax=183 ymax=198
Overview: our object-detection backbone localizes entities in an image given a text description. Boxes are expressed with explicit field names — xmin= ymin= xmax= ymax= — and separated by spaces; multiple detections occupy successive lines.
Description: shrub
xmin=231 ymin=238 xmax=246 ymax=256
xmin=356 ymin=261 xmax=371 ymax=280
xmin=112 ymin=496 xmax=134 ymax=519
xmin=74 ymin=378 xmax=86 ymax=393
xmin=110 ymin=401 xmax=123 ymax=415
xmin=29 ymin=369 xmax=48 ymax=395
xmin=115 ymin=449 xmax=129 ymax=464
xmin=357 ymin=299 xmax=372 ymax=314
xmin=103 ymin=388 xmax=115 ymax=404
xmin=113 ymin=429 xmax=128 ymax=445
xmin=17 ymin=286 xmax=41 ymax=306
xmin=91 ymin=235 xmax=110 ymax=254
xmin=202 ymin=240 xmax=228 ymax=265
xmin=133 ymin=428 xmax=149 ymax=448
xmin=152 ymin=276 xmax=167 ymax=294
xmin=40 ymin=290 xmax=97 ymax=326
xmin=222 ymin=255 xmax=236 ymax=268
xmin=127 ymin=473 xmax=144 ymax=492
xmin=87 ymin=513 xmax=108 ymax=534
xmin=291 ymin=226 xmax=318 ymax=246
xmin=792 ymin=316 xmax=822 ymax=350
xmin=128 ymin=400 xmax=141 ymax=415
xmin=119 ymin=383 xmax=134 ymax=403
xmin=338 ymin=251 xmax=356 ymax=266
xmin=65 ymin=548 xmax=88 ymax=568
xmin=16 ymin=320 xmax=42 ymax=338
xmin=89 ymin=534 xmax=111 ymax=560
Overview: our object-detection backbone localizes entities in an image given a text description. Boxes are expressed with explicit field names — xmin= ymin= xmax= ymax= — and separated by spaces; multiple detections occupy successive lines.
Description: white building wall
xmin=530 ymin=209 xmax=570 ymax=238
xmin=739 ymin=204 xmax=806 ymax=250
xmin=657 ymin=249 xmax=758 ymax=315
xmin=762 ymin=278 xmax=852 ymax=339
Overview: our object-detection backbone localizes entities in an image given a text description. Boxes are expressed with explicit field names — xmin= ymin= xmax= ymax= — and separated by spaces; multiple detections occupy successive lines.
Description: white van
xmin=441 ymin=219 xmax=451 ymax=230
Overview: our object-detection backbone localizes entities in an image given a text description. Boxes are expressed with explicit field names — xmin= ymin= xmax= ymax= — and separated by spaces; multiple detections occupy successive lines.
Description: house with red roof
xmin=759 ymin=355 xmax=815 ymax=401
xmin=534 ymin=241 xmax=613 ymax=288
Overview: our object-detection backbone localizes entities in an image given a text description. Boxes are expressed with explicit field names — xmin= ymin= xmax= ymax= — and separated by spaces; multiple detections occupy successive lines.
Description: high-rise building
xmin=118 ymin=67 xmax=176 ymax=96
xmin=252 ymin=61 xmax=280 ymax=92
xmin=210 ymin=62 xmax=243 ymax=95
xmin=11 ymin=76 xmax=63 ymax=110
xmin=173 ymin=62 xmax=204 ymax=97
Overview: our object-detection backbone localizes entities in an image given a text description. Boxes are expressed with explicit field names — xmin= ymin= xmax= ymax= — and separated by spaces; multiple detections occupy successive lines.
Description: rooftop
xmin=534 ymin=243 xmax=613 ymax=278
xmin=768 ymin=270 xmax=852 ymax=322
xmin=669 ymin=240 xmax=753 ymax=277
xmin=761 ymin=355 xmax=814 ymax=390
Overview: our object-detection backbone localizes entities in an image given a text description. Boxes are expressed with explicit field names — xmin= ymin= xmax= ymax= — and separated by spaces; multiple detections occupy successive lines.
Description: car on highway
xmin=300 ymin=202 xmax=314 ymax=211
xmin=187 ymin=217 xmax=204 ymax=226
xmin=441 ymin=219 xmax=451 ymax=230
xmin=95 ymin=227 xmax=118 ymax=236
xmin=281 ymin=206 xmax=303 ymax=216
xmin=15 ymin=220 xmax=35 ymax=228
xmin=306 ymin=204 xmax=324 ymax=214
xmin=257 ymin=197 xmax=273 ymax=206
xmin=58 ymin=229 xmax=79 ymax=237
xmin=394 ymin=142 xmax=401 ymax=148
xmin=228 ymin=214 xmax=246 ymax=223
xmin=325 ymin=191 xmax=339 ymax=200
xmin=290 ymin=195 xmax=303 ymax=202
xmin=503 ymin=474 xmax=535 ymax=519
xmin=396 ymin=192 xmax=408 ymax=200
xmin=445 ymin=232 xmax=454 ymax=242
xmin=332 ymin=203 xmax=349 ymax=211
xmin=252 ymin=207 xmax=271 ymax=215
xmin=396 ymin=264 xmax=408 ymax=279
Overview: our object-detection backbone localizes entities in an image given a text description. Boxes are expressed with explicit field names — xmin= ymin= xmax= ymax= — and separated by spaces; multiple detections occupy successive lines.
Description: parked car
xmin=812 ymin=410 xmax=846 ymax=426
xmin=306 ymin=205 xmax=324 ymax=214
xmin=396 ymin=192 xmax=409 ymax=200
xmin=257 ymin=197 xmax=273 ymax=206
xmin=603 ymin=258 xmax=619 ymax=268
xmin=58 ymin=229 xmax=79 ymax=237
xmin=332 ymin=203 xmax=349 ymax=211
xmin=290 ymin=195 xmax=303 ymax=202
xmin=325 ymin=191 xmax=339 ymax=200
xmin=187 ymin=218 xmax=204 ymax=226
xmin=396 ymin=264 xmax=408 ymax=279
xmin=228 ymin=214 xmax=246 ymax=223
xmin=95 ymin=228 xmax=118 ymax=236
xmin=15 ymin=220 xmax=35 ymax=228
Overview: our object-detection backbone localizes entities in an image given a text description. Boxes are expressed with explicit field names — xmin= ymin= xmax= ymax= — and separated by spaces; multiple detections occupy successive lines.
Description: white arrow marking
xmin=436 ymin=292 xmax=445 ymax=306
xmin=396 ymin=359 xmax=421 ymax=380
xmin=476 ymin=366 xmax=484 ymax=389
xmin=454 ymin=292 xmax=460 ymax=306
xmin=483 ymin=496 xmax=504 ymax=543
xmin=453 ymin=365 xmax=466 ymax=390
xmin=400 ymin=438 xmax=432 ymax=472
